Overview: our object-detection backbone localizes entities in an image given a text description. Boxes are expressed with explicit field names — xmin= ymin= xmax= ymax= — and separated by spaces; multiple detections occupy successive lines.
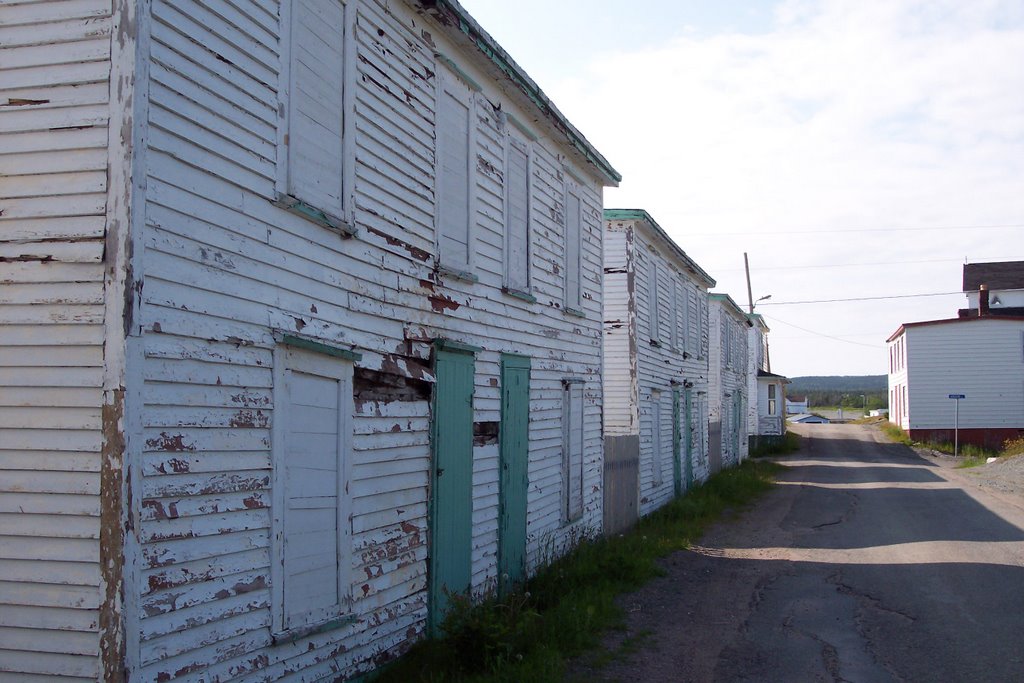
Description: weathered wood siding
xmin=602 ymin=217 xmax=712 ymax=518
xmin=903 ymin=319 xmax=1024 ymax=431
xmin=131 ymin=0 xmax=609 ymax=679
xmin=0 ymin=1 xmax=117 ymax=679
xmin=709 ymin=297 xmax=748 ymax=470
xmin=602 ymin=225 xmax=636 ymax=436
xmin=633 ymin=225 xmax=711 ymax=513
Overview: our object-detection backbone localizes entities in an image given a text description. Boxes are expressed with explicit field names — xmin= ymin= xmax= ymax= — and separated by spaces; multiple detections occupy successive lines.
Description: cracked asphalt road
xmin=571 ymin=423 xmax=1024 ymax=682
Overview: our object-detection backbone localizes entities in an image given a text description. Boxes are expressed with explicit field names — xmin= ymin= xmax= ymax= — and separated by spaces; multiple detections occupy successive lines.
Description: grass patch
xmin=880 ymin=422 xmax=914 ymax=446
xmin=375 ymin=460 xmax=780 ymax=683
xmin=749 ymin=431 xmax=802 ymax=458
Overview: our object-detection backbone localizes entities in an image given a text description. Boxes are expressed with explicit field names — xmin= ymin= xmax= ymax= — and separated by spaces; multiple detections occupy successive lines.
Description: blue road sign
xmin=948 ymin=394 xmax=966 ymax=399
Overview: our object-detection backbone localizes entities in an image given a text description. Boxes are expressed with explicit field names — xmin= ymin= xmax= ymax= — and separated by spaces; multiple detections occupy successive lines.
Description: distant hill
xmin=788 ymin=375 xmax=887 ymax=393
xmin=787 ymin=375 xmax=888 ymax=409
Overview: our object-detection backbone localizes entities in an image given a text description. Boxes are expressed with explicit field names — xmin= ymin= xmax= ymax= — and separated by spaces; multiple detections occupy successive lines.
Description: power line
xmin=762 ymin=314 xmax=885 ymax=349
xmin=711 ymin=256 xmax=1024 ymax=273
xmin=683 ymin=223 xmax=1024 ymax=237
xmin=757 ymin=291 xmax=962 ymax=306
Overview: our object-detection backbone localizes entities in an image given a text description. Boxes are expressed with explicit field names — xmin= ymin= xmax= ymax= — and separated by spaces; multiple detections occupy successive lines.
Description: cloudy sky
xmin=461 ymin=0 xmax=1024 ymax=377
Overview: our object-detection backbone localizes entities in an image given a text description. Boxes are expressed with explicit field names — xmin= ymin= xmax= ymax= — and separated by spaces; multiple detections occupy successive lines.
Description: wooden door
xmin=429 ymin=344 xmax=477 ymax=631
xmin=498 ymin=354 xmax=530 ymax=592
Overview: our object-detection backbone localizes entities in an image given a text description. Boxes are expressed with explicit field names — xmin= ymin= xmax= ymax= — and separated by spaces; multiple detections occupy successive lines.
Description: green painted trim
xmin=500 ymin=352 xmax=531 ymax=368
xmin=503 ymin=288 xmax=537 ymax=304
xmin=435 ymin=52 xmax=483 ymax=91
xmin=710 ymin=292 xmax=747 ymax=318
xmin=506 ymin=112 xmax=538 ymax=140
xmin=274 ymin=193 xmax=357 ymax=237
xmin=270 ymin=614 xmax=357 ymax=645
xmin=437 ymin=264 xmax=479 ymax=283
xmin=426 ymin=0 xmax=621 ymax=185
xmin=281 ymin=334 xmax=362 ymax=361
xmin=433 ymin=338 xmax=483 ymax=354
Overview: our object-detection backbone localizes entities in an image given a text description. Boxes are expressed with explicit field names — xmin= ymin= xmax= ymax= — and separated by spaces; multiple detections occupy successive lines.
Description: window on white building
xmin=277 ymin=0 xmax=349 ymax=229
xmin=562 ymin=380 xmax=584 ymax=522
xmin=505 ymin=135 xmax=531 ymax=293
xmin=436 ymin=68 xmax=475 ymax=272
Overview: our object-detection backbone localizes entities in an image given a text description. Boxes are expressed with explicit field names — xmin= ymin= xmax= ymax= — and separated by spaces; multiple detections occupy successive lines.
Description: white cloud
xmin=540 ymin=0 xmax=1024 ymax=374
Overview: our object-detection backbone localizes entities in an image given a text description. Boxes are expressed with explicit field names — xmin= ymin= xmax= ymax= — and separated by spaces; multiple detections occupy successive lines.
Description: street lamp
xmin=753 ymin=294 xmax=772 ymax=310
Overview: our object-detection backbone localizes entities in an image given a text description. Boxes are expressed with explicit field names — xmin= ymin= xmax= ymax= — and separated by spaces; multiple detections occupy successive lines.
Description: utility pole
xmin=744 ymin=252 xmax=754 ymax=314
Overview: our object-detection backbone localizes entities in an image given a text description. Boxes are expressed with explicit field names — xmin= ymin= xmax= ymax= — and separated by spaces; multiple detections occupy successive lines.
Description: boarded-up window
xmin=670 ymin=280 xmax=679 ymax=350
xmin=437 ymin=70 xmax=473 ymax=270
xmin=505 ymin=136 xmax=531 ymax=292
xmin=648 ymin=260 xmax=660 ymax=342
xmin=650 ymin=399 xmax=663 ymax=487
xmin=564 ymin=184 xmax=582 ymax=311
xmin=768 ymin=383 xmax=777 ymax=416
xmin=562 ymin=380 xmax=584 ymax=522
xmin=281 ymin=0 xmax=346 ymax=218
xmin=272 ymin=345 xmax=354 ymax=636
xmin=687 ymin=289 xmax=698 ymax=353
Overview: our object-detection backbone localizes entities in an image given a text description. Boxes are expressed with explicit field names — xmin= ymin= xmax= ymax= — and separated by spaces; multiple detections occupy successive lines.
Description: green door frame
xmin=684 ymin=387 xmax=693 ymax=488
xmin=498 ymin=353 xmax=530 ymax=594
xmin=429 ymin=340 xmax=480 ymax=633
xmin=672 ymin=387 xmax=682 ymax=497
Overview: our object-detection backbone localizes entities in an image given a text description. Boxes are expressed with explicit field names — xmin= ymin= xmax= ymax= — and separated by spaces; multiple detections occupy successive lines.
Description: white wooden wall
xmin=611 ymin=219 xmax=711 ymax=516
xmin=903 ymin=319 xmax=1024 ymax=430
xmin=602 ymin=225 xmax=637 ymax=436
xmin=709 ymin=298 xmax=749 ymax=469
xmin=0 ymin=1 xmax=117 ymax=679
xmin=131 ymin=0 xmax=609 ymax=680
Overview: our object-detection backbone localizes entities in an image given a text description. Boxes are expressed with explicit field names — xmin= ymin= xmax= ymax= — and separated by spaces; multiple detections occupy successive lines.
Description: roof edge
xmin=887 ymin=314 xmax=1024 ymax=343
xmin=604 ymin=209 xmax=716 ymax=287
xmin=418 ymin=0 xmax=622 ymax=186
xmin=710 ymin=292 xmax=746 ymax=318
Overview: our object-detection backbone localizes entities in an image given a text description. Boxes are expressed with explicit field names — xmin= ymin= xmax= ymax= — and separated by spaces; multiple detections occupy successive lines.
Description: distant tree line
xmin=787 ymin=375 xmax=888 ymax=410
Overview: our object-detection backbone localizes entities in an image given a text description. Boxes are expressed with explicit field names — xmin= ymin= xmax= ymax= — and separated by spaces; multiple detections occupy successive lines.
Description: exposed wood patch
xmin=472 ymin=421 xmax=498 ymax=446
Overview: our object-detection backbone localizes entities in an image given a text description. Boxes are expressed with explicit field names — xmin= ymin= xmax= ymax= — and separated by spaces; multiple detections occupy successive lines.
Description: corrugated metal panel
xmin=0 ymin=1 xmax=114 ymax=678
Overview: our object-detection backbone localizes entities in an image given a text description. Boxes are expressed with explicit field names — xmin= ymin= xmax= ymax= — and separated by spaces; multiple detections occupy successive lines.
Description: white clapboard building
xmin=708 ymin=294 xmax=750 ymax=471
xmin=601 ymin=210 xmax=714 ymax=532
xmin=0 ymin=0 xmax=620 ymax=680
xmin=746 ymin=313 xmax=787 ymax=450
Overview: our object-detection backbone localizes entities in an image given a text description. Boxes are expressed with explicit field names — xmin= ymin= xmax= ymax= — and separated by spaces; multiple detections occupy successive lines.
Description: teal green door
xmin=672 ymin=388 xmax=682 ymax=497
xmin=684 ymin=387 xmax=693 ymax=488
xmin=498 ymin=354 xmax=530 ymax=593
xmin=733 ymin=392 xmax=743 ymax=461
xmin=430 ymin=344 xmax=477 ymax=632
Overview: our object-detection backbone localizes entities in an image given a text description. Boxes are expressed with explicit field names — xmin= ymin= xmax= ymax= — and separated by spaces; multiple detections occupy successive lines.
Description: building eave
xmin=413 ymin=0 xmax=621 ymax=186
xmin=604 ymin=209 xmax=716 ymax=288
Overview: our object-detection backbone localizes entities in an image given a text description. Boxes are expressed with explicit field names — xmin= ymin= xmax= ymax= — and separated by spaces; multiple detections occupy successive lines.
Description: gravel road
xmin=569 ymin=423 xmax=1024 ymax=682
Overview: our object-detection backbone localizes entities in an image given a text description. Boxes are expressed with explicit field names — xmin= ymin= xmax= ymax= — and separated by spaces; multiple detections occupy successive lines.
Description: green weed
xmin=375 ymin=460 xmax=779 ymax=683
xmin=749 ymin=431 xmax=802 ymax=457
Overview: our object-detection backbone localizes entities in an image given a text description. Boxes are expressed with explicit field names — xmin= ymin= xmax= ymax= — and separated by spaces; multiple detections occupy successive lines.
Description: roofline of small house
xmin=415 ymin=0 xmax=622 ymax=186
xmin=886 ymin=314 xmax=1024 ymax=343
xmin=710 ymin=292 xmax=747 ymax=321
xmin=603 ymin=209 xmax=716 ymax=288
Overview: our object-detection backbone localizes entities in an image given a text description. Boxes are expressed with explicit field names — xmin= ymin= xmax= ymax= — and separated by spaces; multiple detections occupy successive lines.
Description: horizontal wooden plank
xmin=0 ymin=579 xmax=99 ymax=610
xmin=0 ymin=558 xmax=98 ymax=588
xmin=0 ymin=647 xmax=98 ymax=679
xmin=0 ymin=406 xmax=101 ymax=430
xmin=0 ymin=469 xmax=99 ymax=496
xmin=0 ymin=492 xmax=98 ymax=516
xmin=0 ymin=236 xmax=104 ymax=262
xmin=0 ymin=535 xmax=98 ymax=563
xmin=0 ymin=513 xmax=99 ymax=539
xmin=0 ymin=624 xmax=98 ymax=656
xmin=0 ymin=604 xmax=98 ymax=632
xmin=0 ymin=386 xmax=100 ymax=408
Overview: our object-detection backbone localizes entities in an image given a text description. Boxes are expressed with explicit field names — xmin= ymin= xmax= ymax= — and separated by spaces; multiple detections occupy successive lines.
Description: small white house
xmin=786 ymin=397 xmax=809 ymax=414
xmin=709 ymin=294 xmax=750 ymax=471
xmin=602 ymin=210 xmax=714 ymax=532
xmin=887 ymin=315 xmax=1024 ymax=450
xmin=746 ymin=314 xmax=787 ymax=448
xmin=0 ymin=1 xmax=620 ymax=680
